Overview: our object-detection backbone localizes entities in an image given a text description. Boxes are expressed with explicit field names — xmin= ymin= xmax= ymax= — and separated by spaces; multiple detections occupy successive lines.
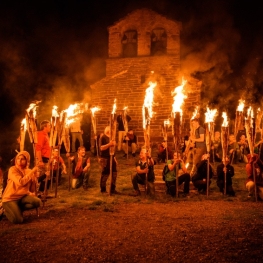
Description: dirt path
xmin=1 ymin=201 xmax=263 ymax=263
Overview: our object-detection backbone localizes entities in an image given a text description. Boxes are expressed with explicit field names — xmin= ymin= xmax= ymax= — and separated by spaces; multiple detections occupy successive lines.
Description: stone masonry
xmin=90 ymin=9 xmax=201 ymax=151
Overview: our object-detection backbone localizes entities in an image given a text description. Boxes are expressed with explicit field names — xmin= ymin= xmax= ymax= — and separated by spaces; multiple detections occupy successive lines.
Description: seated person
xmin=216 ymin=157 xmax=235 ymax=196
xmin=1 ymin=151 xmax=41 ymax=224
xmin=228 ymin=134 xmax=240 ymax=164
xmin=237 ymin=135 xmax=249 ymax=163
xmin=192 ymin=154 xmax=214 ymax=193
xmin=122 ymin=128 xmax=137 ymax=157
xmin=245 ymin=153 xmax=263 ymax=200
xmin=131 ymin=148 xmax=155 ymax=196
xmin=164 ymin=152 xmax=190 ymax=197
xmin=67 ymin=146 xmax=90 ymax=190
xmin=50 ymin=147 xmax=67 ymax=185
xmin=157 ymin=140 xmax=173 ymax=163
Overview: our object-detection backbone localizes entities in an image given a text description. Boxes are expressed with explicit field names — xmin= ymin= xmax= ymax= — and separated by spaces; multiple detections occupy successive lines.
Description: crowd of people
xmin=1 ymin=112 xmax=263 ymax=225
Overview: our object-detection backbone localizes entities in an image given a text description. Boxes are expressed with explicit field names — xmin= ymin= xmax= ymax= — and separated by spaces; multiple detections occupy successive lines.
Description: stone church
xmin=91 ymin=8 xmax=201 ymax=150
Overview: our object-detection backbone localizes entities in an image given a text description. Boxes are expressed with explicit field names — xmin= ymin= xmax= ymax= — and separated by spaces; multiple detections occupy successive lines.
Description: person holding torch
xmin=99 ymin=126 xmax=119 ymax=194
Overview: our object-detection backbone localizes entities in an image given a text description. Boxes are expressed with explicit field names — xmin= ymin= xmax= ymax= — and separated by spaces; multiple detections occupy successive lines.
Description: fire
xmin=191 ymin=106 xmax=199 ymax=120
xmin=222 ymin=112 xmax=229 ymax=127
xmin=247 ymin=106 xmax=254 ymax=119
xmin=237 ymin=99 xmax=245 ymax=112
xmin=142 ymin=81 xmax=157 ymax=129
xmin=205 ymin=107 xmax=217 ymax=123
xmin=111 ymin=99 xmax=117 ymax=114
xmin=21 ymin=118 xmax=27 ymax=130
xmin=171 ymin=78 xmax=187 ymax=116
xmin=26 ymin=103 xmax=38 ymax=118
xmin=63 ymin=103 xmax=84 ymax=127
xmin=52 ymin=105 xmax=59 ymax=117
xmin=90 ymin=106 xmax=101 ymax=116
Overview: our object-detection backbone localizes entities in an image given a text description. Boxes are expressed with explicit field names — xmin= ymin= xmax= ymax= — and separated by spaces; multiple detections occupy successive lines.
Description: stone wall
xmin=90 ymin=9 xmax=201 ymax=152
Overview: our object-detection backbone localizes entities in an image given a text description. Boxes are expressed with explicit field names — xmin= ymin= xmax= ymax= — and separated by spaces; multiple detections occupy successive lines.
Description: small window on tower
xmin=122 ymin=30 xmax=137 ymax=57
xmin=151 ymin=28 xmax=167 ymax=56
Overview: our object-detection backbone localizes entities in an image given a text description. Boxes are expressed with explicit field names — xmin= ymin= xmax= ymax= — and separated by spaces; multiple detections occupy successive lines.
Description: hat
xmin=15 ymin=151 xmax=30 ymax=166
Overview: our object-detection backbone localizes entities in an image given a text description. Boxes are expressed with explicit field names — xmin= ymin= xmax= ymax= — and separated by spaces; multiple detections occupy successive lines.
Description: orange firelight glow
xmin=237 ymin=99 xmax=245 ymax=112
xmin=222 ymin=112 xmax=229 ymax=127
xmin=142 ymin=81 xmax=157 ymax=129
xmin=171 ymin=78 xmax=187 ymax=117
xmin=205 ymin=107 xmax=217 ymax=123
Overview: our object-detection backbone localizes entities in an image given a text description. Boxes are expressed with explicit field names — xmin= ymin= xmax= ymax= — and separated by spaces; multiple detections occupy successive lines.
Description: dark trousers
xmin=193 ymin=179 xmax=211 ymax=192
xmin=99 ymin=157 xmax=117 ymax=192
xmin=166 ymin=173 xmax=190 ymax=196
xmin=38 ymin=174 xmax=51 ymax=192
xmin=217 ymin=180 xmax=235 ymax=196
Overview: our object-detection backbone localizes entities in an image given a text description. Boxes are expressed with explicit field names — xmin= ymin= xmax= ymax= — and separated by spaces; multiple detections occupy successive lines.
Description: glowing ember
xmin=112 ymin=99 xmax=117 ymax=114
xmin=222 ymin=112 xmax=229 ymax=127
xmin=171 ymin=78 xmax=187 ymax=116
xmin=90 ymin=106 xmax=101 ymax=116
xmin=237 ymin=99 xmax=245 ymax=112
xmin=185 ymin=163 xmax=189 ymax=169
xmin=142 ymin=81 xmax=157 ymax=129
xmin=205 ymin=107 xmax=217 ymax=123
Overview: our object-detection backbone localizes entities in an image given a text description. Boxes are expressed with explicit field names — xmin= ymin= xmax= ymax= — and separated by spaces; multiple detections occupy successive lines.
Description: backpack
xmin=162 ymin=164 xmax=170 ymax=181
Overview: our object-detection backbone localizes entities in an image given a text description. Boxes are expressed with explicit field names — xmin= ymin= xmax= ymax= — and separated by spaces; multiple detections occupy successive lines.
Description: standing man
xmin=35 ymin=120 xmax=51 ymax=196
xmin=189 ymin=118 xmax=206 ymax=176
xmin=99 ymin=126 xmax=118 ymax=194
xmin=131 ymin=148 xmax=155 ymax=196
xmin=164 ymin=152 xmax=190 ymax=197
xmin=67 ymin=146 xmax=90 ymax=190
xmin=70 ymin=115 xmax=84 ymax=153
xmin=117 ymin=110 xmax=131 ymax=151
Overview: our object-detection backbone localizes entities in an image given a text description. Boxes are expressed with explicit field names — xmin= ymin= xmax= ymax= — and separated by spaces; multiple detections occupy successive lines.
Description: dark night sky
xmin=0 ymin=0 xmax=263 ymax=135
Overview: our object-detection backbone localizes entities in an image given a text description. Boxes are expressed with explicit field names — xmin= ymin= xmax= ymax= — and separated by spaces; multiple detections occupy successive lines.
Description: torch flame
xmin=222 ymin=112 xmax=229 ymax=127
xmin=26 ymin=103 xmax=38 ymax=118
xmin=205 ymin=107 xmax=217 ymax=123
xmin=237 ymin=99 xmax=245 ymax=112
xmin=90 ymin=106 xmax=101 ymax=116
xmin=171 ymin=78 xmax=187 ymax=116
xmin=247 ymin=106 xmax=254 ymax=119
xmin=52 ymin=105 xmax=59 ymax=117
xmin=164 ymin=119 xmax=170 ymax=126
xmin=111 ymin=99 xmax=117 ymax=114
xmin=21 ymin=118 xmax=27 ymax=129
xmin=142 ymin=81 xmax=157 ymax=129
xmin=191 ymin=106 xmax=199 ymax=120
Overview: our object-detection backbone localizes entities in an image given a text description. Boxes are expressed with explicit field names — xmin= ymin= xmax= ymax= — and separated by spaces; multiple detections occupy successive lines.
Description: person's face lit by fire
xmin=191 ymin=119 xmax=199 ymax=129
xmin=16 ymin=154 xmax=27 ymax=169
xmin=78 ymin=147 xmax=86 ymax=157
xmin=229 ymin=135 xmax=235 ymax=143
xmin=214 ymin=131 xmax=220 ymax=140
xmin=104 ymin=126 xmax=110 ymax=137
xmin=44 ymin=123 xmax=51 ymax=133
xmin=140 ymin=149 xmax=147 ymax=160
xmin=53 ymin=149 xmax=59 ymax=157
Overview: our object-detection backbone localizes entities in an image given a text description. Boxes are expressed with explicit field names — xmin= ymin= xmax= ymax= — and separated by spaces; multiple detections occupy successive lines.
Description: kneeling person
xmin=132 ymin=148 xmax=155 ymax=196
xmin=165 ymin=152 xmax=190 ymax=197
xmin=68 ymin=146 xmax=90 ymax=190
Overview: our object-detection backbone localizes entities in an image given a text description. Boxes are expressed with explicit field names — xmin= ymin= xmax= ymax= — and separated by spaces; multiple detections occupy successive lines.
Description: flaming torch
xmin=162 ymin=119 xmax=170 ymax=162
xmin=90 ymin=106 xmax=101 ymax=161
xmin=49 ymin=106 xmax=59 ymax=191
xmin=142 ymin=81 xmax=156 ymax=194
xmin=109 ymin=99 xmax=117 ymax=195
xmin=171 ymin=78 xmax=187 ymax=198
xmin=183 ymin=106 xmax=200 ymax=164
xmin=20 ymin=118 xmax=27 ymax=151
xmin=204 ymin=107 xmax=217 ymax=197
xmin=25 ymin=101 xmax=41 ymax=198
xmin=245 ymin=106 xmax=257 ymax=201
xmin=234 ymin=99 xmax=245 ymax=140
xmin=221 ymin=112 xmax=229 ymax=195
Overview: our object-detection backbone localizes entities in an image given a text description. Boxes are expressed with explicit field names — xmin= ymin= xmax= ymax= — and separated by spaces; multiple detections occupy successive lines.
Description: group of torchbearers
xmin=1 ymin=92 xmax=263 ymax=224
